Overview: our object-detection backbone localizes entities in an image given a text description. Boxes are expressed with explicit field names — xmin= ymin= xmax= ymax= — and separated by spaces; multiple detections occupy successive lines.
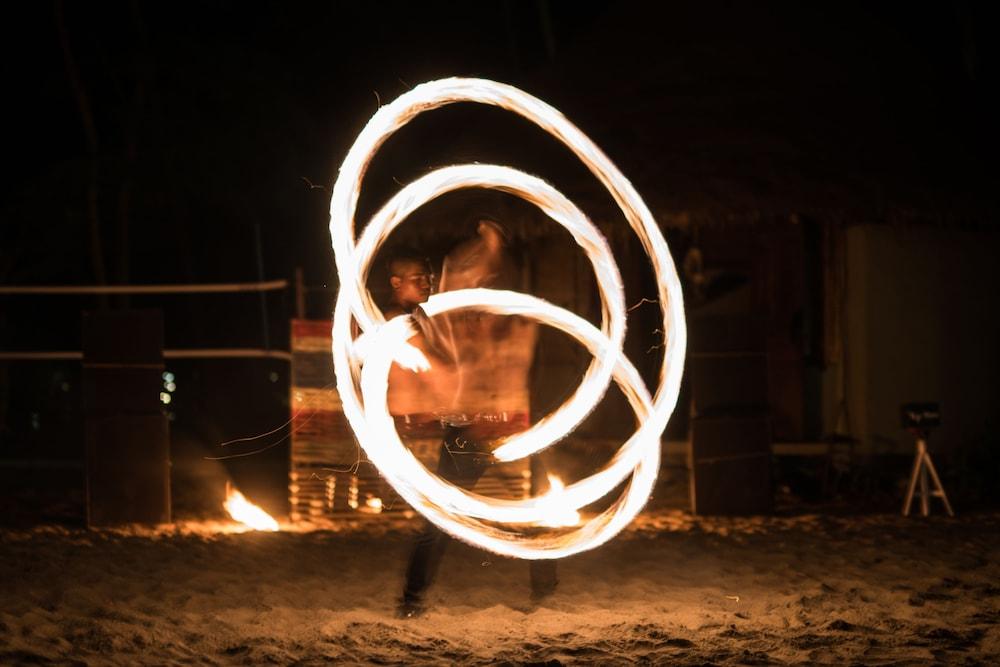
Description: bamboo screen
xmin=288 ymin=319 xmax=529 ymax=521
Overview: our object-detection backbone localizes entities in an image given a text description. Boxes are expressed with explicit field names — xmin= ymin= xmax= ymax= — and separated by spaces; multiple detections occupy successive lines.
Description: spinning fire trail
xmin=329 ymin=78 xmax=686 ymax=559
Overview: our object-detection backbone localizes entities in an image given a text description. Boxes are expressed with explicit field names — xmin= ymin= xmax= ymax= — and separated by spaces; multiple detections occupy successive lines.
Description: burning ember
xmin=224 ymin=483 xmax=279 ymax=531
xmin=539 ymin=475 xmax=581 ymax=528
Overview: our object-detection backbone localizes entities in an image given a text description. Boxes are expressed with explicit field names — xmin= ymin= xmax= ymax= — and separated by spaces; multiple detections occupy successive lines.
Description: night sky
xmin=4 ymin=2 xmax=996 ymax=293
xmin=2 ymin=1 xmax=998 ymax=514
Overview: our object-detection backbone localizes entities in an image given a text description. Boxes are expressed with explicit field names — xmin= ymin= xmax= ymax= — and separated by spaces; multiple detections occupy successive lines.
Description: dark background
xmin=1 ymin=1 xmax=998 ymax=521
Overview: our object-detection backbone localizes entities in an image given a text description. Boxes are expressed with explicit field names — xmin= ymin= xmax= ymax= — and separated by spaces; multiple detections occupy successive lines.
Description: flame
xmin=329 ymin=78 xmax=686 ymax=559
xmin=224 ymin=484 xmax=279 ymax=531
xmin=539 ymin=475 xmax=581 ymax=528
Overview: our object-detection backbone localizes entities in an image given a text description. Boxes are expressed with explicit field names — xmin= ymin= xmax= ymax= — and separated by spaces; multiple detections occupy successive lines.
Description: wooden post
xmin=294 ymin=267 xmax=306 ymax=320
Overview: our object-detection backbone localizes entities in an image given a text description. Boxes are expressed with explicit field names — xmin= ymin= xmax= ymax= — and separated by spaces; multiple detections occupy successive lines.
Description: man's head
xmin=388 ymin=254 xmax=433 ymax=312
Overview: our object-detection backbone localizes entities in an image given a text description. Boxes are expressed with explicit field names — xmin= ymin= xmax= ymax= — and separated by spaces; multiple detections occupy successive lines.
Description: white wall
xmin=839 ymin=224 xmax=1000 ymax=455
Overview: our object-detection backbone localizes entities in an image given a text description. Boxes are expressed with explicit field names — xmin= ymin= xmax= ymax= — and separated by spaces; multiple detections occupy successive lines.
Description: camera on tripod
xmin=899 ymin=401 xmax=952 ymax=517
xmin=900 ymin=402 xmax=940 ymax=434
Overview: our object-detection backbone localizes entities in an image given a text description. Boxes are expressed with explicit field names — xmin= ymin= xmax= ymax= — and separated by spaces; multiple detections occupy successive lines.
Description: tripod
xmin=902 ymin=431 xmax=954 ymax=517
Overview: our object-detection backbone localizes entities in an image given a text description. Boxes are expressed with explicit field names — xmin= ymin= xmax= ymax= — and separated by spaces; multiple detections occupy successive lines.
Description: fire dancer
xmin=391 ymin=221 xmax=558 ymax=619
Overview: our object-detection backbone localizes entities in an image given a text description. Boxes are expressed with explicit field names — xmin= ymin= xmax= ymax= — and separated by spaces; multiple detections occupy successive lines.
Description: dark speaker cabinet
xmin=83 ymin=309 xmax=170 ymax=526
xmin=687 ymin=314 xmax=773 ymax=516
xmin=689 ymin=415 xmax=772 ymax=515
xmin=85 ymin=415 xmax=171 ymax=525
xmin=689 ymin=353 xmax=769 ymax=416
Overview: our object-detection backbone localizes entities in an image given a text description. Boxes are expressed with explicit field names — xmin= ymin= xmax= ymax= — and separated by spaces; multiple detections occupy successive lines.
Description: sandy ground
xmin=1 ymin=509 xmax=998 ymax=666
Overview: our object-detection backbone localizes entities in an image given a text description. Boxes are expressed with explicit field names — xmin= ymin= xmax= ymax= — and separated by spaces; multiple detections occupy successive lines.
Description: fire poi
xmin=329 ymin=78 xmax=686 ymax=559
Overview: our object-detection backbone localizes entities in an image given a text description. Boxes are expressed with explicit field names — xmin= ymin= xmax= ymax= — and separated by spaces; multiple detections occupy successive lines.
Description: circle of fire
xmin=330 ymin=78 xmax=686 ymax=559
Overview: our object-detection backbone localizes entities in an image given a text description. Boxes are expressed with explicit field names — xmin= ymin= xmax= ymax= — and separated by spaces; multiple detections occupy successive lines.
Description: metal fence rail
xmin=0 ymin=279 xmax=288 ymax=295
xmin=0 ymin=349 xmax=292 ymax=362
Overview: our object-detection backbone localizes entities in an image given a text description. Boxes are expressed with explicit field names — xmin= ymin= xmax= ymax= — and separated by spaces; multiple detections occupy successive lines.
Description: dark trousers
xmin=402 ymin=426 xmax=558 ymax=604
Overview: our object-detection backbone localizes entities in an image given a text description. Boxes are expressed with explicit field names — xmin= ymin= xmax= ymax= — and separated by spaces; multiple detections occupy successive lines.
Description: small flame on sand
xmin=540 ymin=475 xmax=581 ymax=528
xmin=224 ymin=483 xmax=279 ymax=531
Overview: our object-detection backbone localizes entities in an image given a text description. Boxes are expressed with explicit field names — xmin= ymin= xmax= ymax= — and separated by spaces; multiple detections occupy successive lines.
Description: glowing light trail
xmin=329 ymin=78 xmax=686 ymax=559
xmin=541 ymin=476 xmax=581 ymax=528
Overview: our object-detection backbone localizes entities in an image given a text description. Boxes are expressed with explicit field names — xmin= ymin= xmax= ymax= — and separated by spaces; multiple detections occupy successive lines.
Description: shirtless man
xmin=392 ymin=223 xmax=558 ymax=619
xmin=382 ymin=254 xmax=453 ymax=419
